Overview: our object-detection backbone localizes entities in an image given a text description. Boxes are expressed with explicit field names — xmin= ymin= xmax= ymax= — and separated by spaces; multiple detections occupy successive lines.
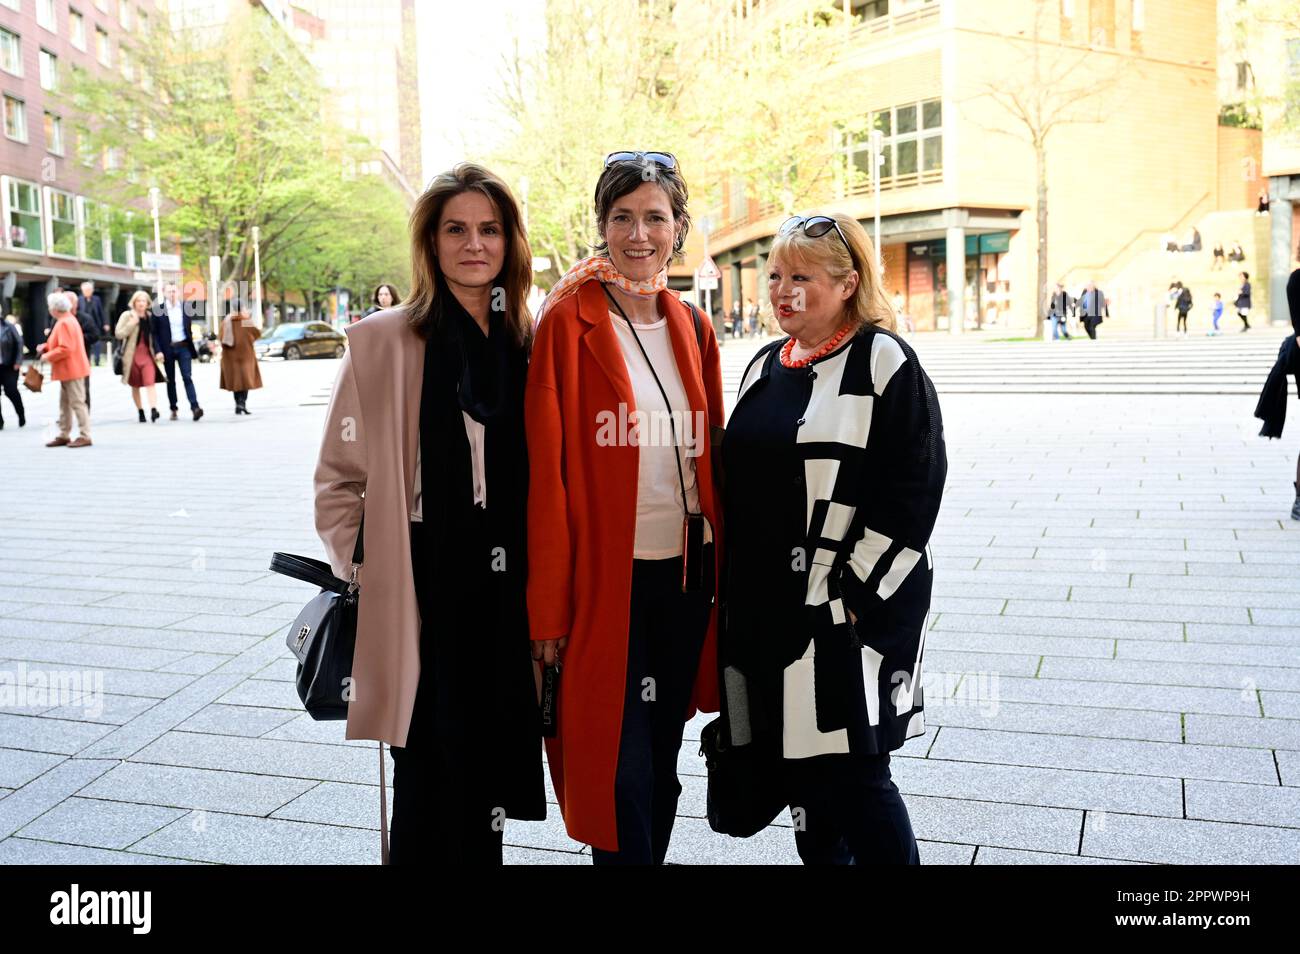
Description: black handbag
xmin=699 ymin=716 xmax=787 ymax=838
xmin=269 ymin=520 xmax=363 ymax=720
xmin=111 ymin=341 xmax=124 ymax=377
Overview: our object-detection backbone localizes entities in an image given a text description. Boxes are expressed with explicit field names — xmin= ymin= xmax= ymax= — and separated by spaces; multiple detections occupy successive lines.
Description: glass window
xmin=7 ymin=179 xmax=43 ymax=252
xmin=95 ymin=27 xmax=111 ymax=66
xmin=851 ymin=0 xmax=889 ymax=21
xmin=872 ymin=108 xmax=891 ymax=137
xmin=119 ymin=2 xmax=132 ymax=31
xmin=38 ymin=0 xmax=58 ymax=31
xmin=39 ymin=49 xmax=58 ymax=91
xmin=69 ymin=10 xmax=86 ymax=50
xmin=95 ymin=0 xmax=109 ymax=12
xmin=0 ymin=0 xmax=18 ymax=11
xmin=3 ymin=95 xmax=26 ymax=142
xmin=0 ymin=29 xmax=21 ymax=76
xmin=48 ymin=189 xmax=77 ymax=256
xmin=896 ymin=139 xmax=918 ymax=176
xmin=922 ymin=136 xmax=943 ymax=172
xmin=108 ymin=208 xmax=132 ymax=266
xmin=43 ymin=111 xmax=63 ymax=155
xmin=82 ymin=198 xmax=107 ymax=262
xmin=922 ymin=99 xmax=942 ymax=129
xmin=896 ymin=104 xmax=918 ymax=135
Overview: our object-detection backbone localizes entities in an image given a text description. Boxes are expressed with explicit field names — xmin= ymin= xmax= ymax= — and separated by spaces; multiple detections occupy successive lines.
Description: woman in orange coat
xmin=525 ymin=152 xmax=725 ymax=863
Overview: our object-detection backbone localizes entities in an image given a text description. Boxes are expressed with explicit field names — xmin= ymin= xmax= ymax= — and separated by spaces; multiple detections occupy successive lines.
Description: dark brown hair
xmin=407 ymin=162 xmax=533 ymax=346
xmin=372 ymin=284 xmax=402 ymax=308
xmin=593 ymin=156 xmax=691 ymax=258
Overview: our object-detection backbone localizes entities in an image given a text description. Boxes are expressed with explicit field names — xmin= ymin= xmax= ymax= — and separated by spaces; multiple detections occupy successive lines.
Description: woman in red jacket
xmin=525 ymin=152 xmax=725 ymax=863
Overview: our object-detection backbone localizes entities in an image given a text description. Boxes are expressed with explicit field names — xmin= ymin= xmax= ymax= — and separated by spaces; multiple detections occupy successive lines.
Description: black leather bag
xmin=699 ymin=716 xmax=786 ymax=837
xmin=111 ymin=340 xmax=124 ymax=377
xmin=269 ymin=521 xmax=363 ymax=721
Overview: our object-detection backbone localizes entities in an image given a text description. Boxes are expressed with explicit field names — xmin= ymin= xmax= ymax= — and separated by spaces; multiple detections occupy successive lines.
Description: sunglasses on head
xmin=779 ymin=214 xmax=852 ymax=254
xmin=604 ymin=151 xmax=677 ymax=170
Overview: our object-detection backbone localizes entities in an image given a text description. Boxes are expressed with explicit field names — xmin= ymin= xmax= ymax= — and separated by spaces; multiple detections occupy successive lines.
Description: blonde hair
xmin=769 ymin=211 xmax=895 ymax=334
xmin=128 ymin=290 xmax=152 ymax=311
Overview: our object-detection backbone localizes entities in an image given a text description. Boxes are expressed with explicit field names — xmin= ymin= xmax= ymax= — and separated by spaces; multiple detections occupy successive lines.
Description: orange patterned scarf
xmin=536 ymin=255 xmax=668 ymax=324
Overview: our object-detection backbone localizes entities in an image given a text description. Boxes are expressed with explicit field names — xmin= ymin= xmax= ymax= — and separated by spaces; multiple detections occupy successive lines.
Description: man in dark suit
xmin=78 ymin=282 xmax=106 ymax=365
xmin=1077 ymin=280 xmax=1108 ymax=340
xmin=152 ymin=282 xmax=204 ymax=421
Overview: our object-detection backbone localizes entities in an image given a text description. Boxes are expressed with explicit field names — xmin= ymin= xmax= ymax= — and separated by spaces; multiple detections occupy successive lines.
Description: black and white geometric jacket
xmin=722 ymin=327 xmax=947 ymax=758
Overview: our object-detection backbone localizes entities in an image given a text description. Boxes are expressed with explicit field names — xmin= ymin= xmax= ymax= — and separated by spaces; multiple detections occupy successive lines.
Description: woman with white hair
xmin=115 ymin=290 xmax=167 ymax=422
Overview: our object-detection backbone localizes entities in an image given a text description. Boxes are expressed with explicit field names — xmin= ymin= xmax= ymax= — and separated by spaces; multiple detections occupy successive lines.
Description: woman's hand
xmin=155 ymin=353 xmax=164 ymax=364
xmin=533 ymin=637 xmax=568 ymax=666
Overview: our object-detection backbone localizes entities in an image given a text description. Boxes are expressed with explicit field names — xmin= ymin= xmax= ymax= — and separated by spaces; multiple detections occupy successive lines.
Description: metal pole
xmin=252 ymin=225 xmax=263 ymax=330
xmin=149 ymin=187 xmax=163 ymax=297
xmin=871 ymin=130 xmax=884 ymax=271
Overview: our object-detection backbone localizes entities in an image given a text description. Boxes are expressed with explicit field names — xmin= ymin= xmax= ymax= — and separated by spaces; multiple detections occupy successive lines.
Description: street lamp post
xmin=870 ymin=129 xmax=884 ymax=273
xmin=149 ymin=187 xmax=163 ymax=297
xmin=252 ymin=225 xmax=263 ymax=330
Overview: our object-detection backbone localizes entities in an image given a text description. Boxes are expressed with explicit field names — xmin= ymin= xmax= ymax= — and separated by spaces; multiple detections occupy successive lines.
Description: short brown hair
xmin=593 ymin=156 xmax=691 ymax=257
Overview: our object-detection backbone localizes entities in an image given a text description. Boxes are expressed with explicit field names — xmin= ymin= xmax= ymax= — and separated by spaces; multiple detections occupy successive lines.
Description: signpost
xmin=697 ymin=253 xmax=721 ymax=331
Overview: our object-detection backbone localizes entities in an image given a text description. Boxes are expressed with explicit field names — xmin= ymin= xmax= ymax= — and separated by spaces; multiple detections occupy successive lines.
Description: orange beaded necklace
xmin=779 ymin=324 xmax=853 ymax=368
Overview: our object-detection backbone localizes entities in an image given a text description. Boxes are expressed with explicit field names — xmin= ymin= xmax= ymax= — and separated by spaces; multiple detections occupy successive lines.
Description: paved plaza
xmin=1 ymin=327 xmax=1298 ymax=864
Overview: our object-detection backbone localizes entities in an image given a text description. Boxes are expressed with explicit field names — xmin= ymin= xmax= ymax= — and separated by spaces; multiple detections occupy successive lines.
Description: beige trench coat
xmin=313 ymin=307 xmax=423 ymax=747
xmin=114 ymin=310 xmax=165 ymax=386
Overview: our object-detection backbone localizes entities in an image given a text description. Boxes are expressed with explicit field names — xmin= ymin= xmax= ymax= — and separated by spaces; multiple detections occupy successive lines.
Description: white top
xmin=610 ymin=312 xmax=712 ymax=559
xmin=411 ymin=411 xmax=486 ymax=521
xmin=166 ymin=302 xmax=184 ymax=343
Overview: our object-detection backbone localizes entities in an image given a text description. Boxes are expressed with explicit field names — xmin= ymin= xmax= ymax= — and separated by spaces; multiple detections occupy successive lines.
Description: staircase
xmin=1086 ymin=209 xmax=1274 ymax=334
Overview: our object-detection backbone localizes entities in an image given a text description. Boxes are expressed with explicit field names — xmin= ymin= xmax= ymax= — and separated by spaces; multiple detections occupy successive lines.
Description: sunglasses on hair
xmin=778 ymin=214 xmax=851 ymax=253
xmin=604 ymin=151 xmax=677 ymax=170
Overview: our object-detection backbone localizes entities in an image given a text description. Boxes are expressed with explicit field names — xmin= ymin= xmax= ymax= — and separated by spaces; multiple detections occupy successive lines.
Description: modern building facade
xmin=698 ymin=0 xmax=1264 ymax=335
xmin=0 ymin=0 xmax=164 ymax=354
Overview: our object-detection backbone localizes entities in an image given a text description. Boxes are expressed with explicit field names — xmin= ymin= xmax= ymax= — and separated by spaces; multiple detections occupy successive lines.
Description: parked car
xmin=254 ymin=322 xmax=347 ymax=361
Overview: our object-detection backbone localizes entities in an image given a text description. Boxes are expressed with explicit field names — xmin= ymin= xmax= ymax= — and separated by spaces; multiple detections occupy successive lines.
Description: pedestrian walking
xmin=730 ymin=299 xmax=743 ymax=338
xmin=154 ymin=283 xmax=205 ymax=420
xmin=218 ymin=303 xmax=262 ymax=414
xmin=78 ymin=281 xmax=106 ymax=366
xmin=720 ymin=211 xmax=945 ymax=864
xmin=1048 ymin=282 xmax=1073 ymax=340
xmin=1258 ymin=189 xmax=1270 ymax=216
xmin=314 ymin=162 xmax=544 ymax=865
xmin=115 ymin=290 xmax=167 ymax=422
xmin=1210 ymin=292 xmax=1224 ymax=335
xmin=0 ymin=313 xmax=25 ymax=429
xmin=1077 ymin=280 xmax=1108 ymax=339
xmin=527 ymin=151 xmax=724 ymax=864
xmin=36 ymin=292 xmax=91 ymax=447
xmin=1236 ymin=272 xmax=1252 ymax=331
xmin=1174 ymin=282 xmax=1193 ymax=336
xmin=362 ymin=284 xmax=401 ymax=320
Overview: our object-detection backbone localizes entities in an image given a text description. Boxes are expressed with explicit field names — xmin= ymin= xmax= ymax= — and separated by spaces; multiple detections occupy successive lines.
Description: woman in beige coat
xmin=313 ymin=162 xmax=544 ymax=865
xmin=218 ymin=304 xmax=263 ymax=414
xmin=115 ymin=290 xmax=167 ymax=422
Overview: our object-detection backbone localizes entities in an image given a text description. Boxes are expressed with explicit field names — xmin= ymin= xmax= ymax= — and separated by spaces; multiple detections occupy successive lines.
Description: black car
xmin=254 ymin=322 xmax=347 ymax=360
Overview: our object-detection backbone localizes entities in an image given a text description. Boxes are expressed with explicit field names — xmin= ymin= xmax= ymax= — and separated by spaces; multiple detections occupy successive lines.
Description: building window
xmin=137 ymin=8 xmax=149 ymax=36
xmin=1090 ymin=0 xmax=1116 ymax=47
xmin=38 ymin=0 xmax=58 ymax=32
xmin=1060 ymin=0 xmax=1075 ymax=41
xmin=0 ymin=0 xmax=19 ymax=11
xmin=80 ymin=197 xmax=107 ymax=262
xmin=119 ymin=2 xmax=132 ymax=31
xmin=44 ymin=111 xmax=63 ymax=155
xmin=109 ymin=208 xmax=133 ymax=266
xmin=839 ymin=97 xmax=942 ymax=192
xmin=6 ymin=178 xmax=44 ymax=253
xmin=851 ymin=0 xmax=889 ymax=21
xmin=3 ymin=95 xmax=26 ymax=142
xmin=94 ymin=0 xmax=109 ymax=12
xmin=47 ymin=188 xmax=77 ymax=257
xmin=95 ymin=27 xmax=111 ymax=67
xmin=39 ymin=49 xmax=58 ymax=92
xmin=0 ymin=29 xmax=21 ymax=77
xmin=120 ymin=44 xmax=132 ymax=81
xmin=70 ymin=10 xmax=86 ymax=50
xmin=1237 ymin=61 xmax=1254 ymax=91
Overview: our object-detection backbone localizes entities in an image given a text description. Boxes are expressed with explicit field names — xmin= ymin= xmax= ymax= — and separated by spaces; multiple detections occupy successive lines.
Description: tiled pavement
xmin=1 ymin=331 xmax=1298 ymax=865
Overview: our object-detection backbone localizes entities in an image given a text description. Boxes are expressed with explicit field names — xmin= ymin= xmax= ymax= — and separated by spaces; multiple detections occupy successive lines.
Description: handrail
xmin=1069 ymin=190 xmax=1212 ymax=278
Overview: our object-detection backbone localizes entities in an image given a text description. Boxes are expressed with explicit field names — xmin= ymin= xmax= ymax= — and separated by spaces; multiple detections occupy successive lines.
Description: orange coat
xmin=41 ymin=314 xmax=91 ymax=382
xmin=525 ymin=280 xmax=725 ymax=851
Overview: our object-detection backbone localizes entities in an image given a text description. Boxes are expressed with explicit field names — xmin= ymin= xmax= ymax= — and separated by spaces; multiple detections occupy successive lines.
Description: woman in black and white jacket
xmin=720 ymin=211 xmax=946 ymax=865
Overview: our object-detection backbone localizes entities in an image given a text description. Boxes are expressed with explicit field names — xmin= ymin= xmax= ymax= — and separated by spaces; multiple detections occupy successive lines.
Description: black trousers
xmin=1081 ymin=317 xmax=1099 ymax=339
xmin=0 ymin=366 xmax=23 ymax=425
xmin=783 ymin=753 xmax=920 ymax=865
xmin=388 ymin=518 xmax=505 ymax=865
xmin=591 ymin=544 xmax=714 ymax=865
xmin=1176 ymin=310 xmax=1189 ymax=332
